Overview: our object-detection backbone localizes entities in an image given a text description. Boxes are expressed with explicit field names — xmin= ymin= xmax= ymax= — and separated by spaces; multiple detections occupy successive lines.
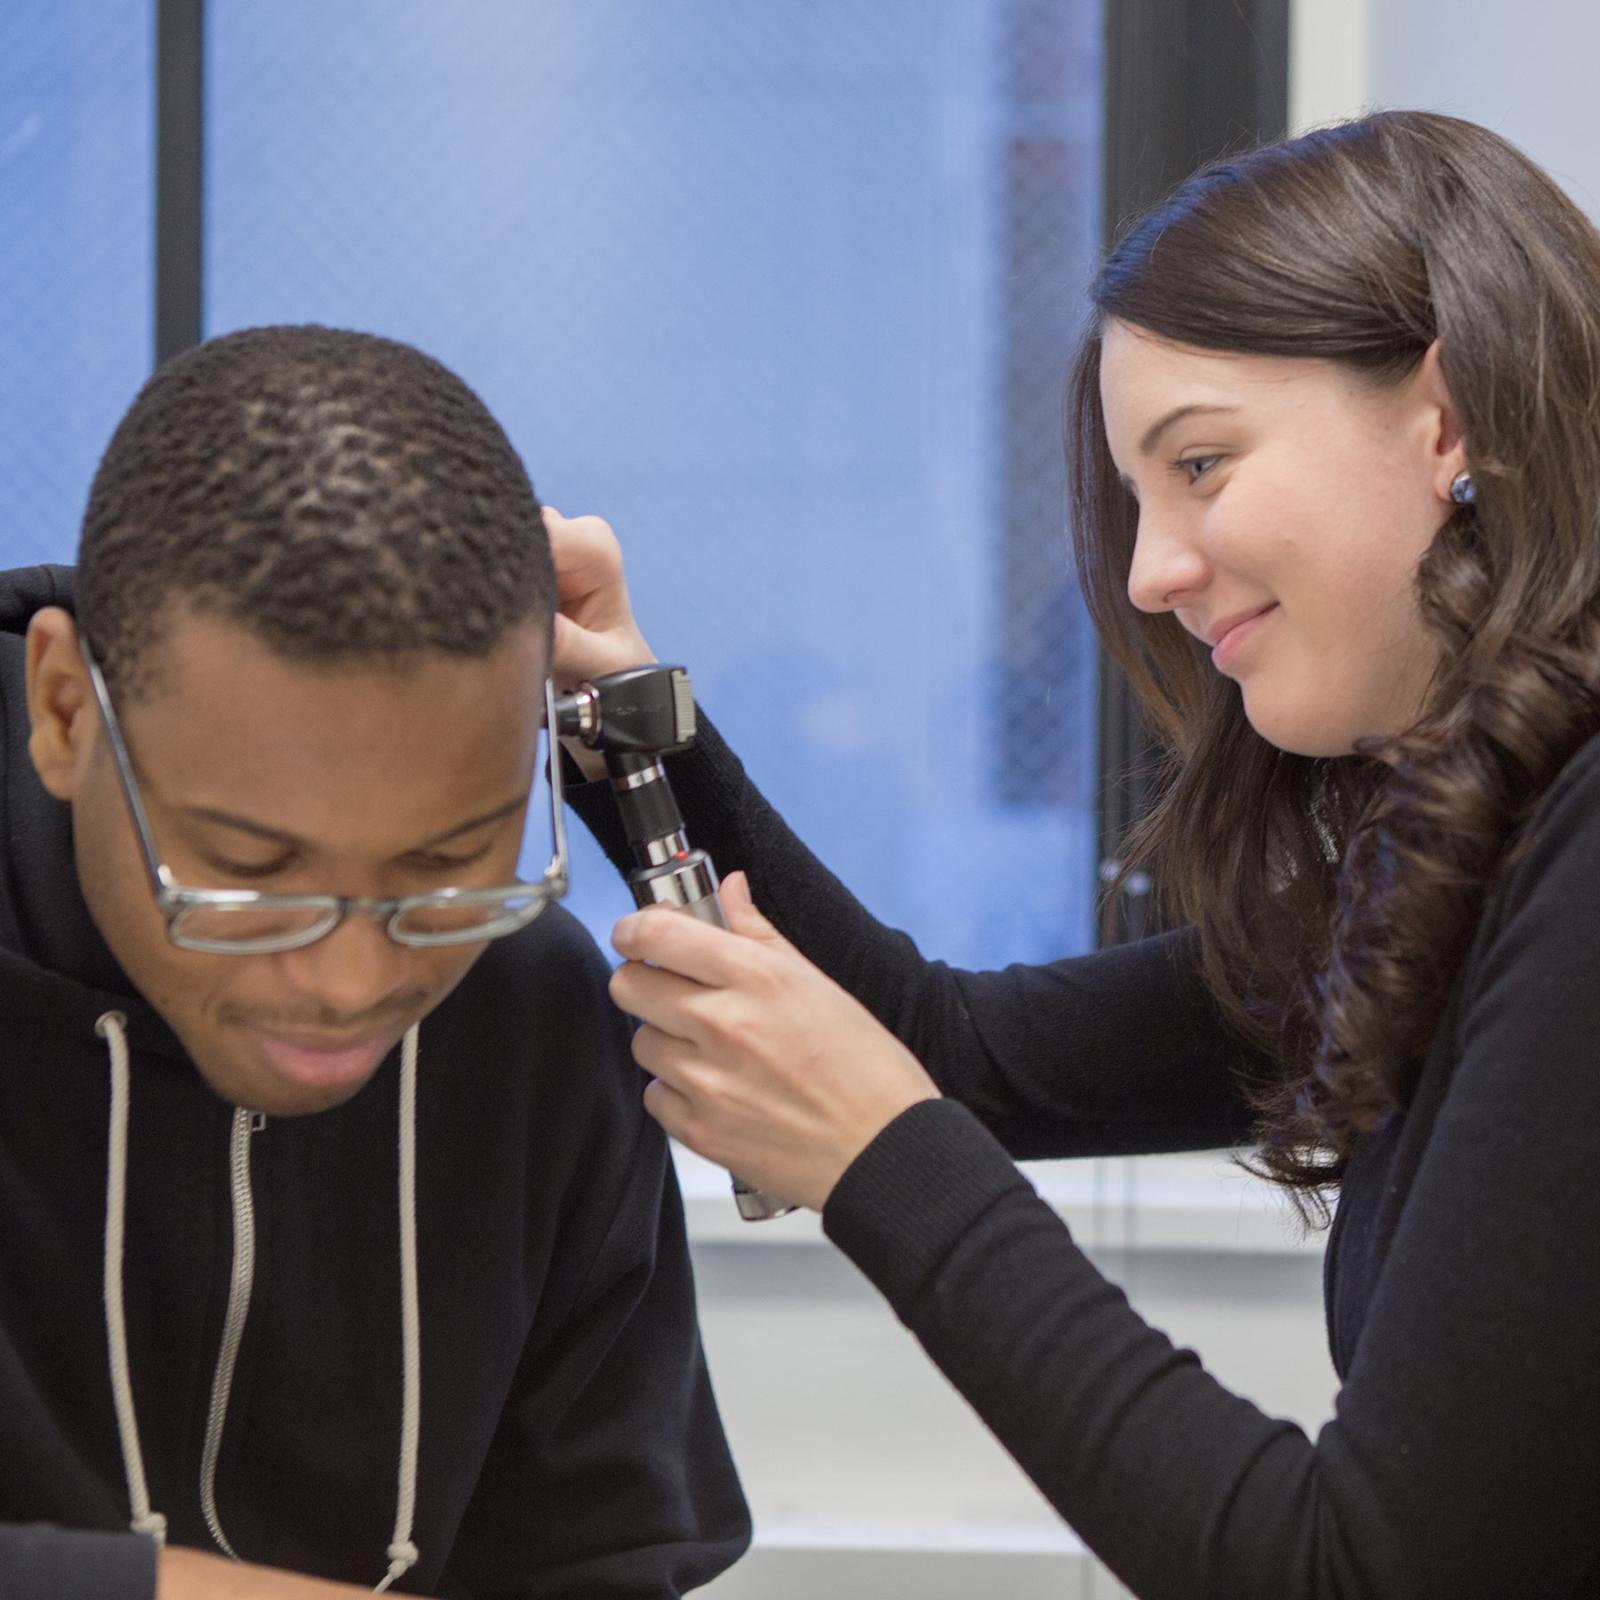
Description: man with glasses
xmin=1 ymin=326 xmax=748 ymax=1598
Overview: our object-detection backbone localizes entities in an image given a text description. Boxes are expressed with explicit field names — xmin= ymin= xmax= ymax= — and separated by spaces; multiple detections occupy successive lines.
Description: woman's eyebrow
xmin=1138 ymin=402 xmax=1240 ymax=456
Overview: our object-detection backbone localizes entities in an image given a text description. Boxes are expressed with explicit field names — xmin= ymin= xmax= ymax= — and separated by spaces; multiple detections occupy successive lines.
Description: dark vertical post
xmin=1094 ymin=0 xmax=1288 ymax=946
xmin=996 ymin=0 xmax=1103 ymax=815
xmin=155 ymin=0 xmax=204 ymax=365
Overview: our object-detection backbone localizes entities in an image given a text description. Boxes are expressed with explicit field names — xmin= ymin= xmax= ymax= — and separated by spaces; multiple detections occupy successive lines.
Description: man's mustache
xmin=219 ymin=994 xmax=428 ymax=1033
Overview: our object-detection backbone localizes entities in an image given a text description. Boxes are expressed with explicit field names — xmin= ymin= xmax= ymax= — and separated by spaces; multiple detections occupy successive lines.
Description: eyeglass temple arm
xmin=80 ymin=643 xmax=175 ymax=899
xmin=544 ymin=679 xmax=572 ymax=892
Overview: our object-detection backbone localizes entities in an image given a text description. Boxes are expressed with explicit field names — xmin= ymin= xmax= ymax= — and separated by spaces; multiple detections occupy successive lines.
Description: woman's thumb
xmin=720 ymin=871 xmax=783 ymax=943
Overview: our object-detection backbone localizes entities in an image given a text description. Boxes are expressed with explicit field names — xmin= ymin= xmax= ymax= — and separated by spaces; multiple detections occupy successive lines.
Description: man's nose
xmin=271 ymin=910 xmax=418 ymax=1021
xmin=1126 ymin=509 xmax=1209 ymax=615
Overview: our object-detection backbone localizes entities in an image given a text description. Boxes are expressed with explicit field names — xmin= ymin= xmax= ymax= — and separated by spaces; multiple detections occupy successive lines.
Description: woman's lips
xmin=1211 ymin=604 xmax=1278 ymax=671
xmin=251 ymin=1030 xmax=395 ymax=1090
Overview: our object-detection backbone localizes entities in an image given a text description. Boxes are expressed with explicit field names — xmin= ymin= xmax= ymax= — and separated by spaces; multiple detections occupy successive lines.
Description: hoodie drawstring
xmin=376 ymin=1021 xmax=422 ymax=1592
xmin=98 ymin=1012 xmax=423 ymax=1591
xmin=98 ymin=1010 xmax=168 ymax=1547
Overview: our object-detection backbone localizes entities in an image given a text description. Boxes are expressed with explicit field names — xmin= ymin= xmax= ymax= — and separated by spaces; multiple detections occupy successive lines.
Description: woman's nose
xmin=1126 ymin=509 xmax=1210 ymax=615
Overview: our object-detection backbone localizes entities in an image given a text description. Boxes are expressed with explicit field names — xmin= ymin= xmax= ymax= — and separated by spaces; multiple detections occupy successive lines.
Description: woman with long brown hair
xmin=551 ymin=110 xmax=1600 ymax=1594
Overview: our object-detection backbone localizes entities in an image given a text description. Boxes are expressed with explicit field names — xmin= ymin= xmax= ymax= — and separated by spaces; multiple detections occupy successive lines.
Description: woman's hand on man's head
xmin=542 ymin=509 xmax=656 ymax=688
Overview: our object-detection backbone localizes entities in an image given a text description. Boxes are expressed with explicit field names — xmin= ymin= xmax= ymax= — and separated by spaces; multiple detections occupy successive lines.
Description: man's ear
xmin=1414 ymin=340 xmax=1470 ymax=502
xmin=26 ymin=608 xmax=97 ymax=801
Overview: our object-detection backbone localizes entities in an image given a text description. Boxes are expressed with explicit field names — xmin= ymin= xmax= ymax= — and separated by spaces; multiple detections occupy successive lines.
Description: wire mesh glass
xmin=200 ymin=0 xmax=1104 ymax=968
xmin=0 ymin=0 xmax=154 ymax=568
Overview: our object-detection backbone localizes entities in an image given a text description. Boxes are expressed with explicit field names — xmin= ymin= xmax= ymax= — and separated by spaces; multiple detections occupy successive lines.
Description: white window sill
xmin=675 ymin=1144 xmax=1325 ymax=1256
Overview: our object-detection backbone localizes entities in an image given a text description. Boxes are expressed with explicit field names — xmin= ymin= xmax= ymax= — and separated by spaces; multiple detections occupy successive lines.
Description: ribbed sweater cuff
xmin=563 ymin=708 xmax=751 ymax=880
xmin=653 ymin=710 xmax=754 ymax=827
xmin=822 ymin=1097 xmax=1036 ymax=1309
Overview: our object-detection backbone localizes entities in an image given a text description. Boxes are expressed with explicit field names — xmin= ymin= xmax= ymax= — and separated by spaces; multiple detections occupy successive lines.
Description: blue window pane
xmin=208 ymin=0 xmax=1101 ymax=965
xmin=0 ymin=1 xmax=153 ymax=566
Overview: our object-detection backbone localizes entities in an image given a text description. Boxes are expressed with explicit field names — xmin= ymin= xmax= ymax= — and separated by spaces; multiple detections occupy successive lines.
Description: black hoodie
xmin=0 ymin=566 xmax=749 ymax=1597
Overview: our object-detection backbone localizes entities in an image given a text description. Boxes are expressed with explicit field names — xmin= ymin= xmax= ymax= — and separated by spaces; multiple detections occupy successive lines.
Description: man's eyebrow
xmin=183 ymin=795 xmax=529 ymax=852
xmin=1138 ymin=403 xmax=1240 ymax=456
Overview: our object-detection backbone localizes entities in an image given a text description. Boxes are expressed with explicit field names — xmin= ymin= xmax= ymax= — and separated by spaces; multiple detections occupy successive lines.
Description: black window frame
xmin=155 ymin=0 xmax=203 ymax=364
xmin=1096 ymin=0 xmax=1289 ymax=945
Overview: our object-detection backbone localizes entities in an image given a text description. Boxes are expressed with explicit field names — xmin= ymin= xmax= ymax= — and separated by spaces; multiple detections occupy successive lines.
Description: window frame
xmin=1096 ymin=0 xmax=1290 ymax=945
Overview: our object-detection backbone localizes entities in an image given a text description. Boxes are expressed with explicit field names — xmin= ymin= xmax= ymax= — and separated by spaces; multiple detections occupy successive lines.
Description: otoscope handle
xmin=555 ymin=675 xmax=801 ymax=1226
xmin=626 ymin=854 xmax=799 ymax=1222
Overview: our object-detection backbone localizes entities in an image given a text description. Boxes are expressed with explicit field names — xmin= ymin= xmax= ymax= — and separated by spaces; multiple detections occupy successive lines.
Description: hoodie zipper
xmin=199 ymin=1106 xmax=264 ymax=1559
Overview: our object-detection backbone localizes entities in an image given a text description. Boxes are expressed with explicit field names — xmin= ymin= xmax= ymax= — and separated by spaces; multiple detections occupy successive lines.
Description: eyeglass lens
xmin=170 ymin=890 xmax=551 ymax=951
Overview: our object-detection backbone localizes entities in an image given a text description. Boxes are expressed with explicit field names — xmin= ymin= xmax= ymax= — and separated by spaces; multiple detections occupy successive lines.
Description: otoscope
xmin=552 ymin=665 xmax=798 ymax=1222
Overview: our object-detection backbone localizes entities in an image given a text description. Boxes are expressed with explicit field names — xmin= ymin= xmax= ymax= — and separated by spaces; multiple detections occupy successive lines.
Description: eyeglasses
xmin=81 ymin=642 xmax=569 ymax=955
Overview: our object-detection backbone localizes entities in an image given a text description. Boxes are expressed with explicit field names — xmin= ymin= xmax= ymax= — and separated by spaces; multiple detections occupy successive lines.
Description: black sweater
xmin=0 ymin=567 xmax=749 ymax=1598
xmin=570 ymin=714 xmax=1600 ymax=1598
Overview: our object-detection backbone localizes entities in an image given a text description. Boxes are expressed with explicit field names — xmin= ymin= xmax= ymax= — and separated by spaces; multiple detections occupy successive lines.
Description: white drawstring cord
xmin=98 ymin=1010 xmax=168 ymax=1547
xmin=97 ymin=1011 xmax=422 ymax=1588
xmin=374 ymin=1022 xmax=422 ymax=1592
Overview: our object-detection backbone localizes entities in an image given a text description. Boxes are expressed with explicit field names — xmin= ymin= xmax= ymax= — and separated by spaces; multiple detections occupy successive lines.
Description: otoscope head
xmin=553 ymin=665 xmax=696 ymax=754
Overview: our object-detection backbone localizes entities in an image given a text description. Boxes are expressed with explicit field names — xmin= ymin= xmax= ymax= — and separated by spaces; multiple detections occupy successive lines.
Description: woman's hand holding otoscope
xmin=610 ymin=872 xmax=941 ymax=1212
xmin=543 ymin=508 xmax=942 ymax=1213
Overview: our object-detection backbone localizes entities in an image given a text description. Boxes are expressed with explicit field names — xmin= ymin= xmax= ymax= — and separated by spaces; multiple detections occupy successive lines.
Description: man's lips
xmin=250 ymin=1028 xmax=398 ymax=1091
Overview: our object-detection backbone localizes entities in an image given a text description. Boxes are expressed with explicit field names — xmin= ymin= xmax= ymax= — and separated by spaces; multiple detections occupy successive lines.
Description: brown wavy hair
xmin=1067 ymin=111 xmax=1600 ymax=1216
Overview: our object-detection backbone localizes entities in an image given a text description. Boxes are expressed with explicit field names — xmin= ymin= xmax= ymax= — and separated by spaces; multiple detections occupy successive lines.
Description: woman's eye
xmin=1175 ymin=454 xmax=1221 ymax=484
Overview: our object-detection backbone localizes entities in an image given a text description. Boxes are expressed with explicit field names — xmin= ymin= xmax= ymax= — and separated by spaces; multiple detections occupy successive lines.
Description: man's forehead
xmin=118 ymin=610 xmax=549 ymax=822
xmin=134 ymin=608 xmax=548 ymax=704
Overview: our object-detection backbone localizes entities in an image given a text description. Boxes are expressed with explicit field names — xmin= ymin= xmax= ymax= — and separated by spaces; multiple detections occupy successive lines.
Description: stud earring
xmin=1449 ymin=470 xmax=1476 ymax=505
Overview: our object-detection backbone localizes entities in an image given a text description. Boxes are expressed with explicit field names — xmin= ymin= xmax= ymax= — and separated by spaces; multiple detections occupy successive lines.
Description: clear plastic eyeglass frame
xmin=81 ymin=641 xmax=570 ymax=955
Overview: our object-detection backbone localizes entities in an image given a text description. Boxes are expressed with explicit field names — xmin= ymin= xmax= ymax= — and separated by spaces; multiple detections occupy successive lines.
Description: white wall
xmin=1292 ymin=0 xmax=1600 ymax=218
xmin=1289 ymin=0 xmax=1373 ymax=132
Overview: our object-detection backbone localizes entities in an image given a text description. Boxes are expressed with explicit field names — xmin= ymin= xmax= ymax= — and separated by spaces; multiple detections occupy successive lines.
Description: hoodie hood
xmin=0 ymin=563 xmax=149 ymax=1005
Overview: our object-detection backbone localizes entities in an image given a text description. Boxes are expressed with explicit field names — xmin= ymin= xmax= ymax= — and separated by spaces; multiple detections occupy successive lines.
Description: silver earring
xmin=1449 ymin=470 xmax=1476 ymax=505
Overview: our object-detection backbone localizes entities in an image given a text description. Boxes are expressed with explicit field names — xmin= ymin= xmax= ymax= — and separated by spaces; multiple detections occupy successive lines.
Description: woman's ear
xmin=26 ymin=608 xmax=96 ymax=801
xmin=1415 ymin=340 xmax=1470 ymax=502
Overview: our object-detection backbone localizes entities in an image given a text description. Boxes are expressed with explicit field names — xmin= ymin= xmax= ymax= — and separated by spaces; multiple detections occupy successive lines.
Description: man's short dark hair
xmin=77 ymin=324 xmax=556 ymax=699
